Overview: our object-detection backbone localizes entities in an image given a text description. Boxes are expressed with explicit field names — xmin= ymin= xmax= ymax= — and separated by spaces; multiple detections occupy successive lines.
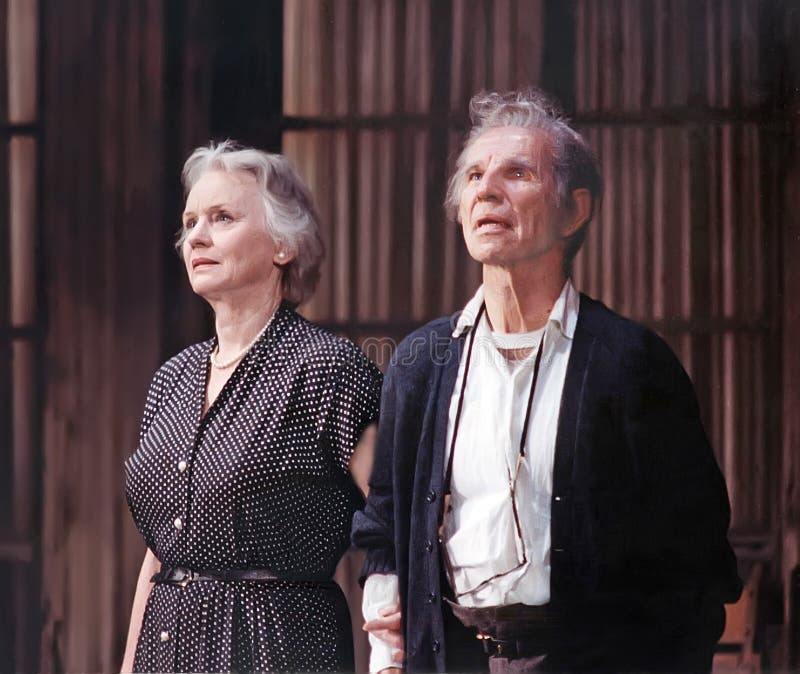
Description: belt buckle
xmin=178 ymin=568 xmax=197 ymax=587
xmin=476 ymin=633 xmax=492 ymax=655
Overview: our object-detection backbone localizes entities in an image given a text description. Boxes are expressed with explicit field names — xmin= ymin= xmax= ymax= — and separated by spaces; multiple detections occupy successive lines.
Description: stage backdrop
xmin=0 ymin=0 xmax=793 ymax=671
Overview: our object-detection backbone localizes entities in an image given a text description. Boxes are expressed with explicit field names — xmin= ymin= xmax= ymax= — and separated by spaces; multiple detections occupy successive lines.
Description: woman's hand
xmin=364 ymin=603 xmax=405 ymax=666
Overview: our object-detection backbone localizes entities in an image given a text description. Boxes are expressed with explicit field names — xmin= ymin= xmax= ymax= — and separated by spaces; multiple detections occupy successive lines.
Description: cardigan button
xmin=426 ymin=490 xmax=437 ymax=503
xmin=425 ymin=539 xmax=433 ymax=553
xmin=432 ymin=640 xmax=440 ymax=653
xmin=427 ymin=592 xmax=437 ymax=604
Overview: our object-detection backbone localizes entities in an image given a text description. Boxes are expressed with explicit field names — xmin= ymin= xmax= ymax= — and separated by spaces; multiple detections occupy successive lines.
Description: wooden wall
xmin=39 ymin=1 xmax=167 ymax=670
xmin=780 ymin=3 xmax=800 ymax=657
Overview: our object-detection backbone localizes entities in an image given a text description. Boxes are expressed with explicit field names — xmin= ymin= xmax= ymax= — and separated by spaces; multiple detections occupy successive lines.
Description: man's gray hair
xmin=178 ymin=140 xmax=324 ymax=306
xmin=445 ymin=89 xmax=603 ymax=277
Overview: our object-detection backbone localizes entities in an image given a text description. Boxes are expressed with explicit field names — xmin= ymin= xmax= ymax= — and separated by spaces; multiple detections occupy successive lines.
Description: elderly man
xmin=352 ymin=89 xmax=741 ymax=673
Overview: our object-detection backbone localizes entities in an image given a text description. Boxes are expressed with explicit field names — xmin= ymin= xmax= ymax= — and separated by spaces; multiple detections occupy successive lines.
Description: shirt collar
xmin=452 ymin=280 xmax=579 ymax=339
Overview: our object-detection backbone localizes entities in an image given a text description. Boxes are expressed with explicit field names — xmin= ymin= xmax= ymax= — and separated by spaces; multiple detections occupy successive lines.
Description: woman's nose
xmin=185 ymin=217 xmax=211 ymax=246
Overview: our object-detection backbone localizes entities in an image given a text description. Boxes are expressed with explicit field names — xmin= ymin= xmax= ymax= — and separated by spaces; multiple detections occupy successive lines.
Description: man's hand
xmin=364 ymin=603 xmax=405 ymax=668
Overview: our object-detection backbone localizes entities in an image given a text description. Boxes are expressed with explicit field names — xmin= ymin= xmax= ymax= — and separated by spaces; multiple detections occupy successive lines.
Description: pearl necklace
xmin=210 ymin=310 xmax=278 ymax=370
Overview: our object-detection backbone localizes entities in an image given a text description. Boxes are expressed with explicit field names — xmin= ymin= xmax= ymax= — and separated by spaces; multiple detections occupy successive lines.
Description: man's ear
xmin=562 ymin=188 xmax=593 ymax=238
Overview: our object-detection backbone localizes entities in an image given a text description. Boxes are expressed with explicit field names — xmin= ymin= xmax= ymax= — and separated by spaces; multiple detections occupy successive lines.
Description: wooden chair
xmin=713 ymin=561 xmax=763 ymax=672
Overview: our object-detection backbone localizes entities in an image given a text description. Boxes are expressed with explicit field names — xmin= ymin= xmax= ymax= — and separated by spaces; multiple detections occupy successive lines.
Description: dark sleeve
xmin=138 ymin=367 xmax=166 ymax=443
xmin=321 ymin=343 xmax=382 ymax=473
xmin=351 ymin=359 xmax=399 ymax=581
xmin=621 ymin=331 xmax=742 ymax=661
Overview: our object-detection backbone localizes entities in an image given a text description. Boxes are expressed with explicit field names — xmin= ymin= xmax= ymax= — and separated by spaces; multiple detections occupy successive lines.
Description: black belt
xmin=151 ymin=565 xmax=333 ymax=587
xmin=446 ymin=600 xmax=562 ymax=659
xmin=476 ymin=635 xmax=549 ymax=658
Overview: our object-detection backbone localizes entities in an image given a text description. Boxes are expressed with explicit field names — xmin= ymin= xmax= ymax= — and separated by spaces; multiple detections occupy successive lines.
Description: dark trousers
xmin=442 ymin=599 xmax=489 ymax=672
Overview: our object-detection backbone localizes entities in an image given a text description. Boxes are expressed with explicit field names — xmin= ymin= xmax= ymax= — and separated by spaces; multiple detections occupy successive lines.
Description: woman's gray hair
xmin=178 ymin=140 xmax=324 ymax=306
xmin=445 ymin=89 xmax=603 ymax=277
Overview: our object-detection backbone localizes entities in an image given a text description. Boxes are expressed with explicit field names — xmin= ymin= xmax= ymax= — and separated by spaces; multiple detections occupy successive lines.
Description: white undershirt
xmin=363 ymin=281 xmax=579 ymax=672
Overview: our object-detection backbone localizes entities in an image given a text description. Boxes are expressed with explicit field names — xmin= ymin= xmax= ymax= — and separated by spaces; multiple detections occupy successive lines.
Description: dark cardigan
xmin=352 ymin=293 xmax=742 ymax=672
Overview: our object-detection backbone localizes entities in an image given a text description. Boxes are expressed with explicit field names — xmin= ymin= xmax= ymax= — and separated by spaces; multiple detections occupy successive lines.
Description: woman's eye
xmin=511 ymin=168 xmax=526 ymax=178
xmin=216 ymin=212 xmax=233 ymax=222
xmin=468 ymin=172 xmax=482 ymax=181
xmin=184 ymin=219 xmax=197 ymax=229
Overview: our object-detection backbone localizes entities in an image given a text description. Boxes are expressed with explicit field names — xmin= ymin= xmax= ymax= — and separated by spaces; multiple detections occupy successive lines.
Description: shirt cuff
xmin=363 ymin=573 xmax=402 ymax=673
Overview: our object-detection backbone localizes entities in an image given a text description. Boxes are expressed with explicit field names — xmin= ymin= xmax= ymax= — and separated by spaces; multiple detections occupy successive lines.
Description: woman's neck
xmin=211 ymin=293 xmax=282 ymax=357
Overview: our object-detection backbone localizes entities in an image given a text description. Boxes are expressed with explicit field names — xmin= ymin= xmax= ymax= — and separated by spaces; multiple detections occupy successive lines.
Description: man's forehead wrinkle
xmin=466 ymin=131 xmax=552 ymax=167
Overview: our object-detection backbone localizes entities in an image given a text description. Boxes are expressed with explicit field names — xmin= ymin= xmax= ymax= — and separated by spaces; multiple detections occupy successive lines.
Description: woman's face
xmin=181 ymin=170 xmax=283 ymax=302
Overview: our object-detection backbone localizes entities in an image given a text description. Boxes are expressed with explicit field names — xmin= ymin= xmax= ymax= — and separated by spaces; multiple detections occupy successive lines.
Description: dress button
xmin=177 ymin=460 xmax=187 ymax=473
xmin=432 ymin=639 xmax=440 ymax=653
xmin=425 ymin=539 xmax=433 ymax=553
xmin=426 ymin=490 xmax=437 ymax=503
xmin=174 ymin=517 xmax=183 ymax=530
xmin=160 ymin=630 xmax=170 ymax=642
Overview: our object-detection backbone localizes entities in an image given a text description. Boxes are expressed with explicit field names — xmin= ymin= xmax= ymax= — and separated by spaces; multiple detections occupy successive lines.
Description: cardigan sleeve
xmin=619 ymin=329 xmax=742 ymax=660
xmin=352 ymin=358 xmax=400 ymax=580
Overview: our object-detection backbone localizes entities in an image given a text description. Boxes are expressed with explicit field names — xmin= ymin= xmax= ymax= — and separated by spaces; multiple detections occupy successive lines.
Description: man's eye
xmin=216 ymin=212 xmax=233 ymax=222
xmin=511 ymin=168 xmax=526 ymax=178
xmin=184 ymin=219 xmax=197 ymax=229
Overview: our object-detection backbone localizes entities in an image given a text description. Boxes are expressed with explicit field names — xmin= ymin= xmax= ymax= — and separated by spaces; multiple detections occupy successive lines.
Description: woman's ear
xmin=273 ymin=249 xmax=295 ymax=266
xmin=562 ymin=188 xmax=593 ymax=238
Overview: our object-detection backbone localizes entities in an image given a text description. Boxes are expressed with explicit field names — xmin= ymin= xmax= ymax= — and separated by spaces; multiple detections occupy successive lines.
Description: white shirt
xmin=364 ymin=281 xmax=579 ymax=671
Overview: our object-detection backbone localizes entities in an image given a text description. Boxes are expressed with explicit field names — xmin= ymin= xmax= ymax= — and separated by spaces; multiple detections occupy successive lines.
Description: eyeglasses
xmin=438 ymin=302 xmax=545 ymax=598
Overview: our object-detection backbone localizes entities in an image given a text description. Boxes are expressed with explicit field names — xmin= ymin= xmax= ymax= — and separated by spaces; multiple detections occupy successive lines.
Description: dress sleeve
xmin=351 ymin=358 xmax=399 ymax=579
xmin=322 ymin=343 xmax=382 ymax=473
xmin=138 ymin=367 xmax=166 ymax=443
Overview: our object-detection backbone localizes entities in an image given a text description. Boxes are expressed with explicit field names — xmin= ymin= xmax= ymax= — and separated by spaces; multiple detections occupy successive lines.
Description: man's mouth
xmin=475 ymin=216 xmax=511 ymax=231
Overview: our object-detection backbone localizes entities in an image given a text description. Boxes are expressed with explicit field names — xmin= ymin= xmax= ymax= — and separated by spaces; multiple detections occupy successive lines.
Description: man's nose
xmin=476 ymin=169 xmax=501 ymax=201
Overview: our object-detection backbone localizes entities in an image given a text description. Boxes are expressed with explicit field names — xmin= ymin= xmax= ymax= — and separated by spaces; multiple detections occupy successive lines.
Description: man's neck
xmin=482 ymin=260 xmax=566 ymax=334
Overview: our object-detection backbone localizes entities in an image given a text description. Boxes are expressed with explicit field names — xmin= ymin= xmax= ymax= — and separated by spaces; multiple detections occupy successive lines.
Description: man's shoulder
xmin=578 ymin=294 xmax=647 ymax=342
xmin=577 ymin=293 xmax=684 ymax=373
xmin=390 ymin=313 xmax=460 ymax=372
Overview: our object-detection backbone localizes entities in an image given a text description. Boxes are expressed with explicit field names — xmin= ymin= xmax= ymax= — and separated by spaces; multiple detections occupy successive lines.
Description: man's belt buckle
xmin=476 ymin=633 xmax=493 ymax=655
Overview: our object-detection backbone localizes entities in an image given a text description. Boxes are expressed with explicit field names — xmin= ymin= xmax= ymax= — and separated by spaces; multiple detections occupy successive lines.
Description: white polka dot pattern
xmin=125 ymin=303 xmax=381 ymax=673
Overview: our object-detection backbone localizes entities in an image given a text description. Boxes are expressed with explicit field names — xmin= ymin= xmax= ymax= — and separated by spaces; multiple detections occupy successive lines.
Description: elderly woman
xmin=121 ymin=141 xmax=381 ymax=673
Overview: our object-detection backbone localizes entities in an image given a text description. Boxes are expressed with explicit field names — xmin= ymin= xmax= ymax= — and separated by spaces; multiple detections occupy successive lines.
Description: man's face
xmin=457 ymin=126 xmax=567 ymax=269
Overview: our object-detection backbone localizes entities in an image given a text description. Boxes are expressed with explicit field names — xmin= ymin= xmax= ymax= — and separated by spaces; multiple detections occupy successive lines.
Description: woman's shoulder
xmin=286 ymin=311 xmax=379 ymax=374
xmin=151 ymin=339 xmax=212 ymax=384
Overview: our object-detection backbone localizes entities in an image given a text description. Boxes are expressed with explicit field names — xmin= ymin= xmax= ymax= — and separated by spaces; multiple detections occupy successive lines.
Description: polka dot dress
xmin=125 ymin=303 xmax=382 ymax=673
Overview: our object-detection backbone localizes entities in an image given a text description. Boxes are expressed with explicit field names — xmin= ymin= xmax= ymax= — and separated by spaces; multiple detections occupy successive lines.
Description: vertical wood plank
xmin=40 ymin=0 xmax=166 ymax=669
xmin=515 ymin=0 xmax=542 ymax=88
xmin=6 ymin=0 xmax=37 ymax=124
